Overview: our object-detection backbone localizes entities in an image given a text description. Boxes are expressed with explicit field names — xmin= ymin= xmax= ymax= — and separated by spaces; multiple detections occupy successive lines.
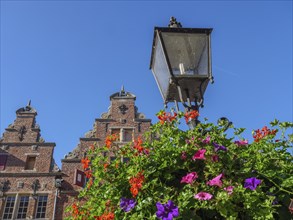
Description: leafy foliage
xmin=68 ymin=112 xmax=293 ymax=220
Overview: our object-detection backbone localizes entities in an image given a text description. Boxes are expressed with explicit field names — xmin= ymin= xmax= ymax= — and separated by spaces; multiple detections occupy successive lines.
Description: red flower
xmin=157 ymin=112 xmax=177 ymax=124
xmin=184 ymin=110 xmax=199 ymax=123
xmin=81 ymin=157 xmax=90 ymax=170
xmin=133 ymin=137 xmax=149 ymax=155
xmin=94 ymin=212 xmax=115 ymax=220
xmin=253 ymin=126 xmax=277 ymax=142
xmin=105 ymin=134 xmax=118 ymax=149
xmin=84 ymin=169 xmax=92 ymax=178
xmin=72 ymin=203 xmax=80 ymax=219
xmin=129 ymin=172 xmax=144 ymax=197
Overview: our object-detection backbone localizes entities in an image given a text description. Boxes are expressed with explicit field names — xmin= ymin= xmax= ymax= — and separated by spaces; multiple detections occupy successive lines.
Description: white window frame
xmin=2 ymin=194 xmax=30 ymax=220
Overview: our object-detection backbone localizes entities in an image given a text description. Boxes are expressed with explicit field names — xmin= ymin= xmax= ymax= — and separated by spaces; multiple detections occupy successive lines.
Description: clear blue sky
xmin=1 ymin=1 xmax=292 ymax=167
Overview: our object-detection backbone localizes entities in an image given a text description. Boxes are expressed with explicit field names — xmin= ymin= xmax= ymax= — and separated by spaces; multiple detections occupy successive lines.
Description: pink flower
xmin=207 ymin=173 xmax=223 ymax=187
xmin=180 ymin=172 xmax=198 ymax=184
xmin=234 ymin=140 xmax=248 ymax=146
xmin=224 ymin=186 xmax=234 ymax=195
xmin=181 ymin=152 xmax=187 ymax=160
xmin=192 ymin=149 xmax=206 ymax=160
xmin=202 ymin=136 xmax=211 ymax=144
xmin=211 ymin=155 xmax=219 ymax=162
xmin=194 ymin=192 xmax=213 ymax=200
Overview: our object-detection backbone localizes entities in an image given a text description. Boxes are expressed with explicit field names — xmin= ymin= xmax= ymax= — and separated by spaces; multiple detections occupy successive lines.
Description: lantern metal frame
xmin=150 ymin=26 xmax=213 ymax=108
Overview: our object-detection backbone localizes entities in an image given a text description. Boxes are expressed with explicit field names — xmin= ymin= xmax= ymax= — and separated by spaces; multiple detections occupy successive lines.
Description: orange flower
xmin=81 ymin=157 xmax=90 ymax=170
xmin=105 ymin=134 xmax=118 ymax=149
xmin=184 ymin=110 xmax=199 ymax=123
xmin=253 ymin=126 xmax=277 ymax=142
xmin=157 ymin=112 xmax=177 ymax=124
xmin=94 ymin=212 xmax=115 ymax=220
xmin=103 ymin=163 xmax=109 ymax=170
xmin=129 ymin=172 xmax=144 ymax=197
xmin=72 ymin=203 xmax=80 ymax=219
xmin=87 ymin=178 xmax=93 ymax=189
xmin=134 ymin=137 xmax=144 ymax=153
xmin=84 ymin=169 xmax=92 ymax=178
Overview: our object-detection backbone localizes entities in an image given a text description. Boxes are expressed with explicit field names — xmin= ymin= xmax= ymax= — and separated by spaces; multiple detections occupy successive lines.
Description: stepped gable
xmin=0 ymin=101 xmax=61 ymax=220
xmin=58 ymin=88 xmax=151 ymax=219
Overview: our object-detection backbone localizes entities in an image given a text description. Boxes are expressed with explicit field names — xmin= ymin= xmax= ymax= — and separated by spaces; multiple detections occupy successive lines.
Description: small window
xmin=25 ymin=156 xmax=36 ymax=170
xmin=35 ymin=195 xmax=48 ymax=219
xmin=0 ymin=154 xmax=8 ymax=171
xmin=2 ymin=196 xmax=15 ymax=219
xmin=16 ymin=196 xmax=29 ymax=219
xmin=124 ymin=129 xmax=133 ymax=142
xmin=74 ymin=169 xmax=85 ymax=187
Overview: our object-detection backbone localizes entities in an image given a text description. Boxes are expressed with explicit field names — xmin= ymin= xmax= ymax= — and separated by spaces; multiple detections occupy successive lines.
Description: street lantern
xmin=150 ymin=17 xmax=213 ymax=113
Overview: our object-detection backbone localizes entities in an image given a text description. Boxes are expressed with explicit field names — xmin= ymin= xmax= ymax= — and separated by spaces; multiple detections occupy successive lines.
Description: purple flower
xmin=120 ymin=198 xmax=136 ymax=212
xmin=213 ymin=143 xmax=227 ymax=152
xmin=244 ymin=177 xmax=261 ymax=190
xmin=156 ymin=200 xmax=179 ymax=220
xmin=194 ymin=192 xmax=213 ymax=200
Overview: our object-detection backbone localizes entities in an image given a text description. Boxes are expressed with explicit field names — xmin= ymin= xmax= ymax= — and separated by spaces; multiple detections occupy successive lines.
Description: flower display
xmin=180 ymin=172 xmax=198 ymax=184
xmin=71 ymin=113 xmax=292 ymax=219
xmin=156 ymin=200 xmax=179 ymax=220
xmin=207 ymin=173 xmax=223 ymax=187
xmin=192 ymin=149 xmax=206 ymax=160
xmin=194 ymin=192 xmax=213 ymax=200
xmin=120 ymin=198 xmax=136 ymax=212
xmin=244 ymin=177 xmax=262 ymax=190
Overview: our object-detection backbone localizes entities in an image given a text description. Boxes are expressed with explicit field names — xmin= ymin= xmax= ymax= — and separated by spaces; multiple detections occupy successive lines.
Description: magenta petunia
xmin=207 ymin=173 xmax=223 ymax=187
xmin=211 ymin=154 xmax=219 ymax=162
xmin=192 ymin=149 xmax=206 ymax=160
xmin=194 ymin=192 xmax=213 ymax=200
xmin=202 ymin=136 xmax=211 ymax=144
xmin=181 ymin=152 xmax=187 ymax=160
xmin=234 ymin=140 xmax=248 ymax=146
xmin=180 ymin=172 xmax=198 ymax=184
xmin=224 ymin=185 xmax=234 ymax=195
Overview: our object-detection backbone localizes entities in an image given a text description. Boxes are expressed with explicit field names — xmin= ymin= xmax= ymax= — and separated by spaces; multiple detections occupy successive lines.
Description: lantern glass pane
xmin=161 ymin=32 xmax=209 ymax=76
xmin=151 ymin=35 xmax=171 ymax=101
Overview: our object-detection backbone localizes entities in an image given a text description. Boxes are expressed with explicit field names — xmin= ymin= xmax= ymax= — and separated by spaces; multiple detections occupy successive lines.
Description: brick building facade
xmin=0 ymin=89 xmax=151 ymax=219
